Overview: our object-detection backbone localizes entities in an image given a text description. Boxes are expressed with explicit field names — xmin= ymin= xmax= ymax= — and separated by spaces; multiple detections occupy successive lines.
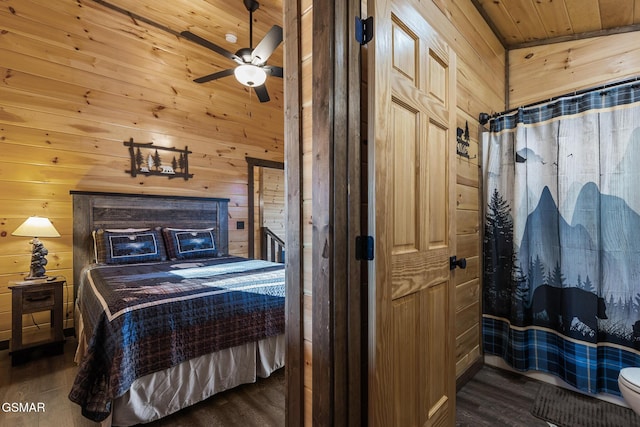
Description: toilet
xmin=618 ymin=367 xmax=640 ymax=414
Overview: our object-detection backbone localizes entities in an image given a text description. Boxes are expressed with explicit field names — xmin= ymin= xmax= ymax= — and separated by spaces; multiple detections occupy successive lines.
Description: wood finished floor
xmin=0 ymin=337 xmax=284 ymax=427
xmin=456 ymin=365 xmax=549 ymax=426
xmin=0 ymin=337 xmax=551 ymax=427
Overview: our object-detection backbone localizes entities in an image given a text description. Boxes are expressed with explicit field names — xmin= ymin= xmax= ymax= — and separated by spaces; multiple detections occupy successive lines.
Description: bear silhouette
xmin=529 ymin=285 xmax=607 ymax=333
xmin=633 ymin=320 xmax=640 ymax=342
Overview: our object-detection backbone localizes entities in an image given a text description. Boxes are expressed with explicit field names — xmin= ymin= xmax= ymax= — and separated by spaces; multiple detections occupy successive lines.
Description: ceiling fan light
xmin=234 ymin=64 xmax=267 ymax=87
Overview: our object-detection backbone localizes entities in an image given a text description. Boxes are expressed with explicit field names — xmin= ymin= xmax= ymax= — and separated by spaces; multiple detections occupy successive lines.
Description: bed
xmin=67 ymin=191 xmax=285 ymax=426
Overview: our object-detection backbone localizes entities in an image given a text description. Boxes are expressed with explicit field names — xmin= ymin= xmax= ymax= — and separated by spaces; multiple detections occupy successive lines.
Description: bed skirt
xmin=74 ymin=307 xmax=285 ymax=426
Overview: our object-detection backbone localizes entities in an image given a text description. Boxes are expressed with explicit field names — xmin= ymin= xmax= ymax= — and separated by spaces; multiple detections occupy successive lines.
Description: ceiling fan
xmin=180 ymin=0 xmax=283 ymax=103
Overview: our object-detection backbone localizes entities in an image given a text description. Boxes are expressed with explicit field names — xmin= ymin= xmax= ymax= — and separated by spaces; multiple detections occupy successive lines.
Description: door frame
xmin=283 ymin=0 xmax=305 ymax=424
xmin=284 ymin=0 xmax=367 ymax=426
xmin=311 ymin=0 xmax=363 ymax=425
xmin=246 ymin=156 xmax=285 ymax=259
xmin=284 ymin=0 xmax=363 ymax=424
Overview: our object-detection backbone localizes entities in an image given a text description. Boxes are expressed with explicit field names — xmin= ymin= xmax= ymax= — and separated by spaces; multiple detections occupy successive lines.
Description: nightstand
xmin=9 ymin=276 xmax=66 ymax=366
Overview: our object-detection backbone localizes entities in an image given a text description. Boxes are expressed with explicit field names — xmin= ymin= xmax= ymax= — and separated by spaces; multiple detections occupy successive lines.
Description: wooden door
xmin=368 ymin=0 xmax=457 ymax=425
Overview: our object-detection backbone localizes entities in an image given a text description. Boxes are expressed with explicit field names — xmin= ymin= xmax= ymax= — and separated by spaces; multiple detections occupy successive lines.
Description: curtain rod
xmin=479 ymin=75 xmax=640 ymax=125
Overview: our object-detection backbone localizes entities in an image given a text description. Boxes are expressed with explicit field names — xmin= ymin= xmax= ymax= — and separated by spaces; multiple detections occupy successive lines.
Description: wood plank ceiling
xmin=96 ymin=0 xmax=284 ymax=104
xmin=93 ymin=0 xmax=640 ymax=98
xmin=472 ymin=0 xmax=640 ymax=49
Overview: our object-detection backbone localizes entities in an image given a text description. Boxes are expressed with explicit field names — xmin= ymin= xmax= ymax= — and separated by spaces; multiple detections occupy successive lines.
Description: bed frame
xmin=70 ymin=191 xmax=229 ymax=297
xmin=69 ymin=191 xmax=285 ymax=426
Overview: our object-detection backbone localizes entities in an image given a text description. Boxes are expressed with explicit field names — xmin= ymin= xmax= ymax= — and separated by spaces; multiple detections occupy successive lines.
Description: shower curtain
xmin=482 ymin=81 xmax=640 ymax=395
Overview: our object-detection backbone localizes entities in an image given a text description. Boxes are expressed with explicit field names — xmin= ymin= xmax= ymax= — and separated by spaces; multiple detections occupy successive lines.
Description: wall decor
xmin=456 ymin=121 xmax=476 ymax=159
xmin=124 ymin=138 xmax=194 ymax=180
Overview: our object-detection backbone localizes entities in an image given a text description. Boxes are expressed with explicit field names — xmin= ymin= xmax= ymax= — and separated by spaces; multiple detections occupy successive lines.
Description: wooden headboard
xmin=70 ymin=191 xmax=230 ymax=296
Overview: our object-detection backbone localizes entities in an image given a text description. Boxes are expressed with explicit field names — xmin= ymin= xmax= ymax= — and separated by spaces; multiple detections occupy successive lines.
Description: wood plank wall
xmin=261 ymin=167 xmax=285 ymax=240
xmin=0 ymin=0 xmax=283 ymax=343
xmin=509 ymin=31 xmax=640 ymax=108
xmin=253 ymin=166 xmax=285 ymax=258
xmin=254 ymin=167 xmax=262 ymax=257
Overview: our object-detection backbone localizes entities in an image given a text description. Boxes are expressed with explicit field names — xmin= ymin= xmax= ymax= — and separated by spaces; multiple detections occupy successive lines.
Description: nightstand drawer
xmin=22 ymin=288 xmax=55 ymax=311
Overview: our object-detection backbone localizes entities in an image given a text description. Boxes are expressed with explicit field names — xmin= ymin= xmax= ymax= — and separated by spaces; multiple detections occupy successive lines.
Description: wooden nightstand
xmin=9 ymin=276 xmax=66 ymax=366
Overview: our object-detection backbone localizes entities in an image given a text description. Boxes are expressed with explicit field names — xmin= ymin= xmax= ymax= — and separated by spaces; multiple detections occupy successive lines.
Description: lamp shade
xmin=12 ymin=216 xmax=61 ymax=238
xmin=234 ymin=64 xmax=267 ymax=87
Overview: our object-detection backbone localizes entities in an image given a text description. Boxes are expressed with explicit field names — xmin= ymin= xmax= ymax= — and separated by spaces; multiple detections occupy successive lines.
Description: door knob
xmin=449 ymin=256 xmax=467 ymax=270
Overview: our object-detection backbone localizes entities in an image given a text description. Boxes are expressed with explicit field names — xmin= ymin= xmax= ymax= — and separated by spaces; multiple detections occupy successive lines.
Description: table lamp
xmin=12 ymin=216 xmax=61 ymax=280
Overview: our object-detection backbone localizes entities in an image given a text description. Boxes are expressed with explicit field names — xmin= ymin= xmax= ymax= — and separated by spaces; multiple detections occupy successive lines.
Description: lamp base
xmin=24 ymin=237 xmax=50 ymax=281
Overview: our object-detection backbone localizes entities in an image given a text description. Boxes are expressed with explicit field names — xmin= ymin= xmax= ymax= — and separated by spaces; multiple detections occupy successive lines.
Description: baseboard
xmin=0 ymin=328 xmax=75 ymax=351
xmin=484 ymin=354 xmax=628 ymax=408
xmin=456 ymin=357 xmax=484 ymax=392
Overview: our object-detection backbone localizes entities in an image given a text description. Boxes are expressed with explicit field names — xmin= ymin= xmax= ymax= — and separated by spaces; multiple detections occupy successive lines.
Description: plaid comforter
xmin=68 ymin=256 xmax=285 ymax=422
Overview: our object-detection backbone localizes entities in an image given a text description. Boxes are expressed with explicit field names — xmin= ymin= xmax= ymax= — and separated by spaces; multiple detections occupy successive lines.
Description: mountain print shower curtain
xmin=482 ymin=81 xmax=640 ymax=395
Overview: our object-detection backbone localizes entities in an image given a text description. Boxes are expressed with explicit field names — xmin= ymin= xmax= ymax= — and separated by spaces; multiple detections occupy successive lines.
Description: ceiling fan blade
xmin=254 ymin=84 xmax=270 ymax=103
xmin=193 ymin=68 xmax=235 ymax=84
xmin=264 ymin=66 xmax=283 ymax=78
xmin=180 ymin=31 xmax=242 ymax=63
xmin=251 ymin=25 xmax=283 ymax=65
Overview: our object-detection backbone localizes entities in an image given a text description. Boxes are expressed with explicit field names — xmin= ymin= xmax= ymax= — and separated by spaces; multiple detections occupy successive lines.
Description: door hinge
xmin=355 ymin=16 xmax=374 ymax=45
xmin=356 ymin=236 xmax=374 ymax=261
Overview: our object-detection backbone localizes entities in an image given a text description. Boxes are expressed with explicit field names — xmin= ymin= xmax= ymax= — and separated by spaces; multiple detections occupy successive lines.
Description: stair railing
xmin=260 ymin=227 xmax=285 ymax=263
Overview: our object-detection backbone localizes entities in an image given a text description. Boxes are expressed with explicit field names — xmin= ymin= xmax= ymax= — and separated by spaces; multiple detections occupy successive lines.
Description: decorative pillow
xmin=94 ymin=228 xmax=166 ymax=264
xmin=92 ymin=228 xmax=150 ymax=262
xmin=162 ymin=228 xmax=217 ymax=260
